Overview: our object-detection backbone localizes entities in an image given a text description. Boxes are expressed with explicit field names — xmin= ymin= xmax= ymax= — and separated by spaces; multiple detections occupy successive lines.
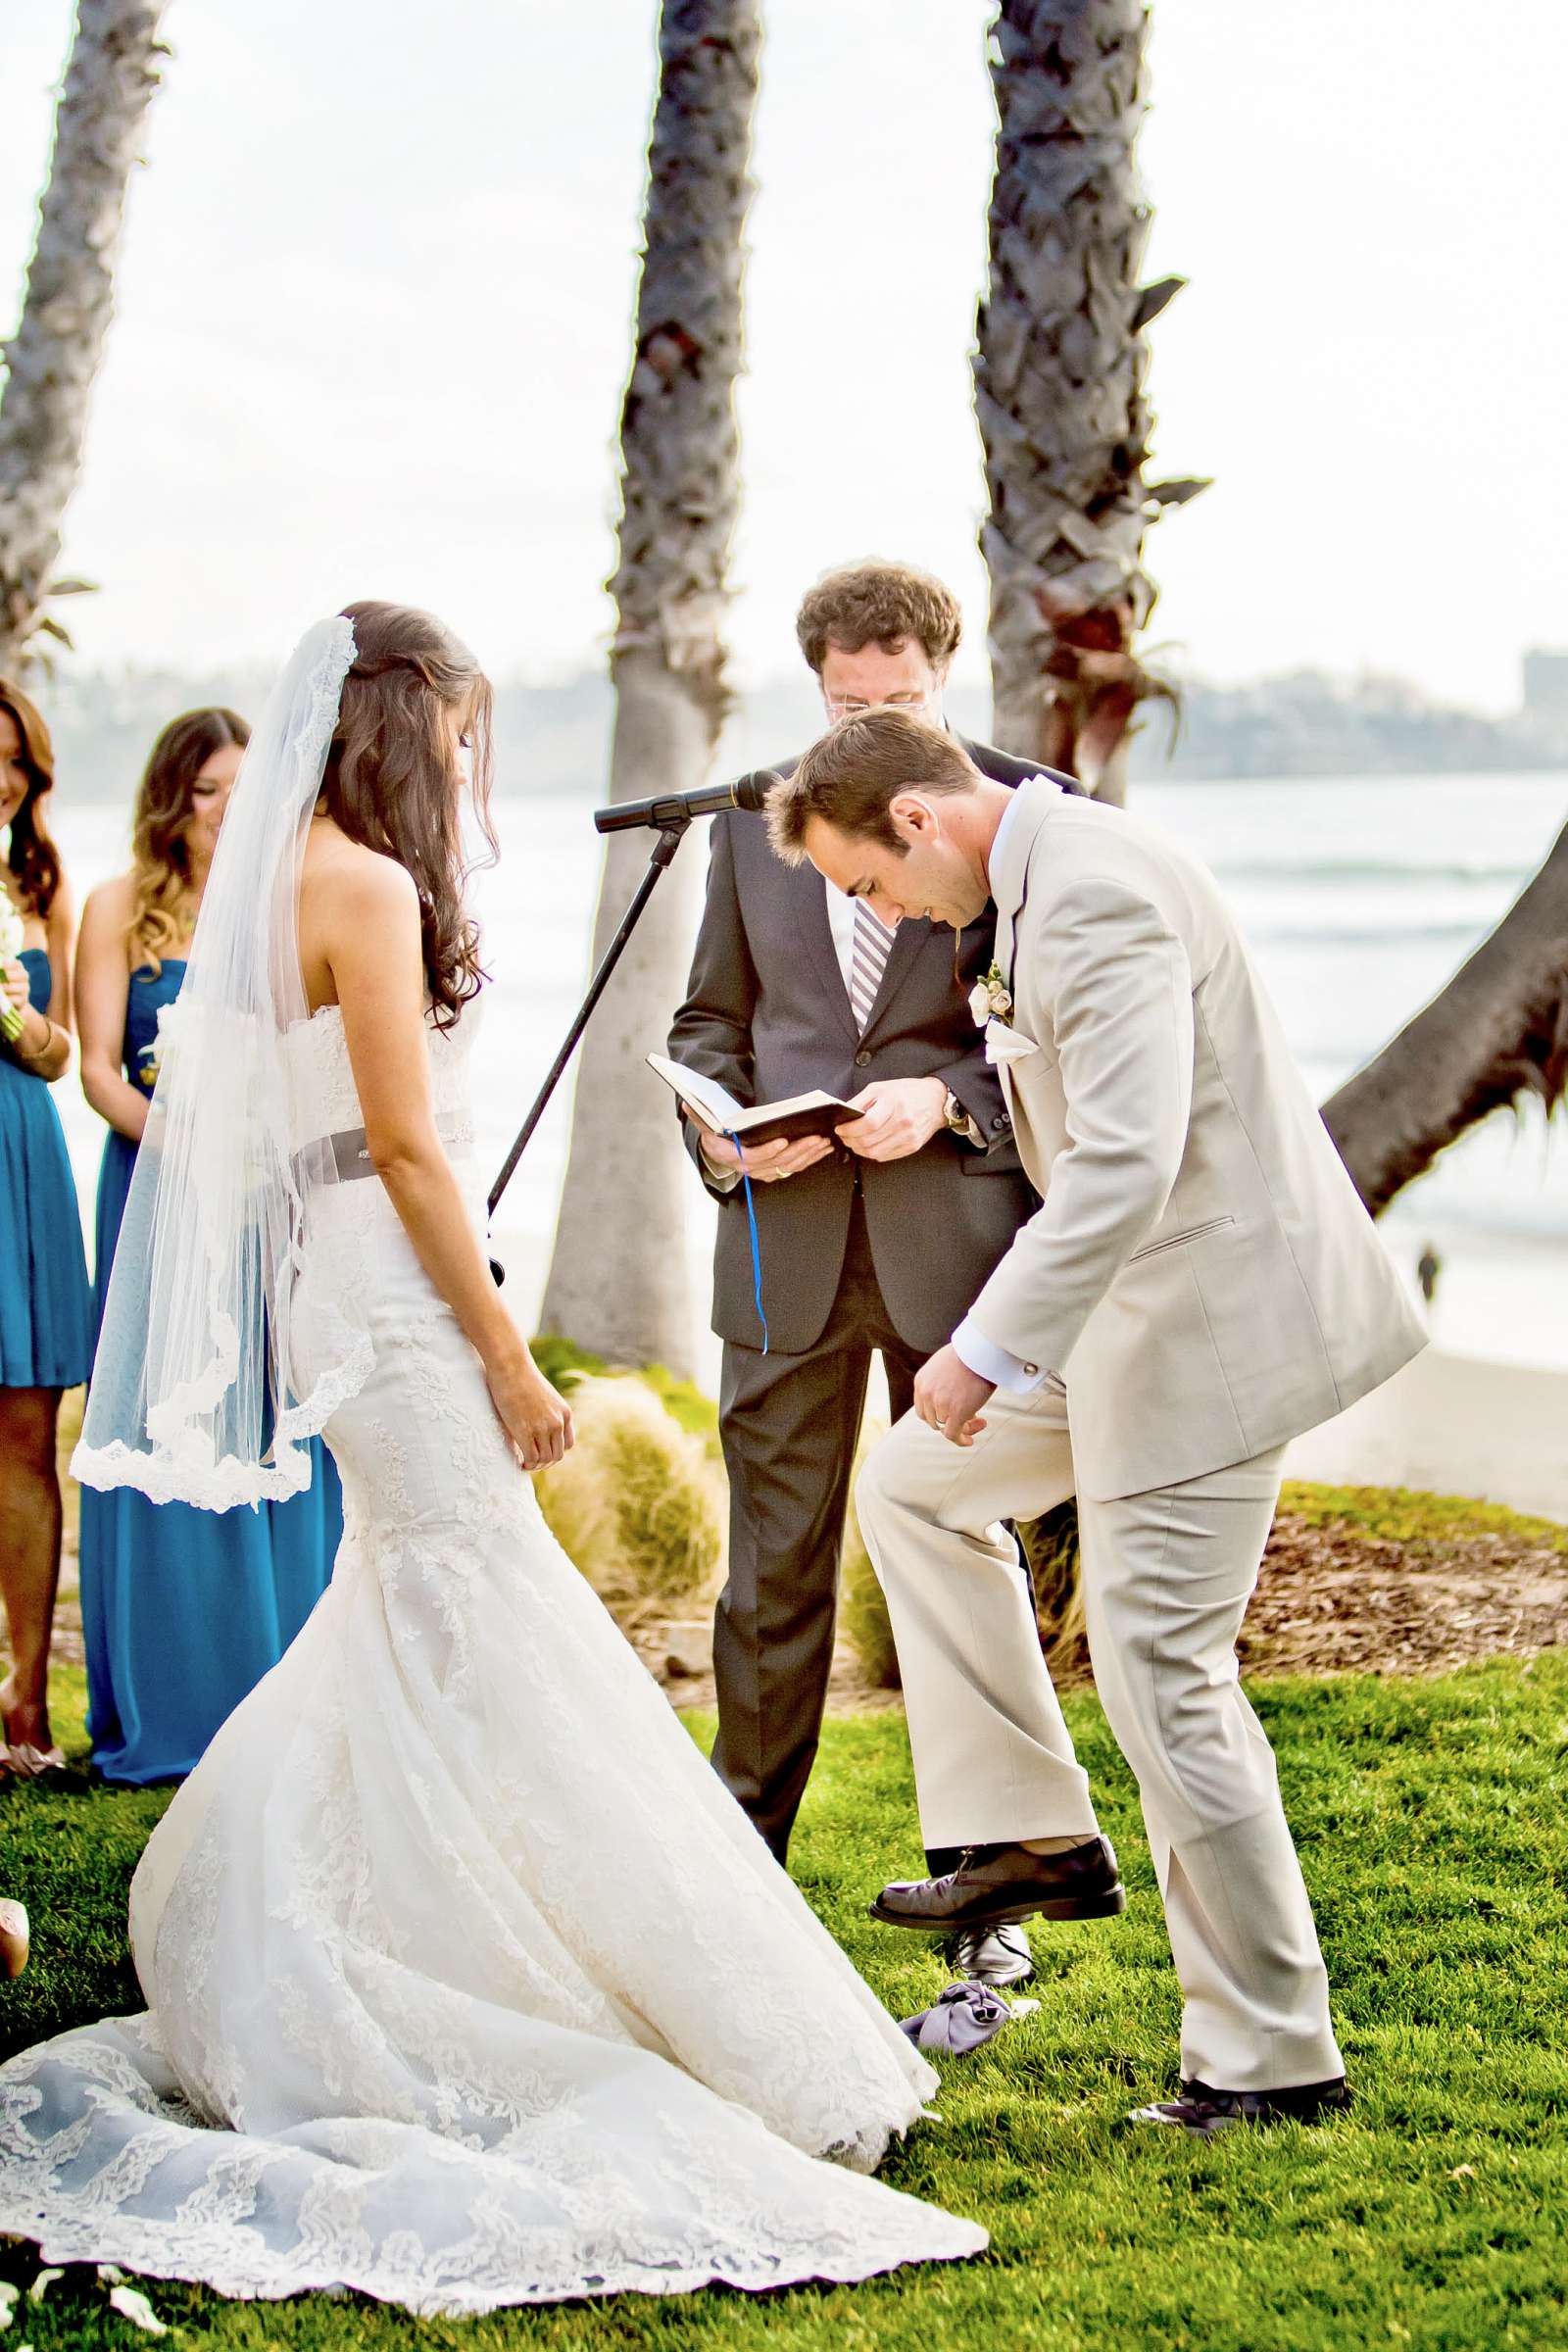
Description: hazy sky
xmin=3 ymin=0 xmax=1564 ymax=710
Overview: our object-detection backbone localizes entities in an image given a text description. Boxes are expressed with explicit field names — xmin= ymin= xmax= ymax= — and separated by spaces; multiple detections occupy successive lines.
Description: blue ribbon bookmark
xmin=725 ymin=1130 xmax=770 ymax=1356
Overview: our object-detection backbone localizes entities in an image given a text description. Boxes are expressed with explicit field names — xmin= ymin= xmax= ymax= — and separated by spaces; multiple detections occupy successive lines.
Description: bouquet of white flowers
xmin=0 ymin=897 xmax=26 ymax=1045
xmin=137 ymin=1004 xmax=172 ymax=1089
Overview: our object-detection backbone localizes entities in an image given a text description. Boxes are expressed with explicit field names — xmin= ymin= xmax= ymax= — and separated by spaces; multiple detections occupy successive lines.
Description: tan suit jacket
xmin=966 ymin=777 xmax=1426 ymax=1500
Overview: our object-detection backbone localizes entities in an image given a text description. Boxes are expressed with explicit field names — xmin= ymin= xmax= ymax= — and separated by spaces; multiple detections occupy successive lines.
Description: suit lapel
xmin=994 ymin=901 xmax=1017 ymax=998
xmin=993 ymin=777 xmax=1053 ymax=1174
xmin=991 ymin=774 xmax=1058 ymax=924
xmin=996 ymin=1053 xmax=1021 ymax=1142
xmin=798 ymin=863 xmax=858 ymax=1043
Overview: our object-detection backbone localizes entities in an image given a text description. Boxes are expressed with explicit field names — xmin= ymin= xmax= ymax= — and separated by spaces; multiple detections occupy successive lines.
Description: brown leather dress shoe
xmin=871 ymin=1836 xmax=1126 ymax=1931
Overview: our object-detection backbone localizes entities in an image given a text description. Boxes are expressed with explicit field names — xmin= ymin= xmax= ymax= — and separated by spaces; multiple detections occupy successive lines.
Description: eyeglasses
xmin=822 ymin=689 xmax=937 ymax=722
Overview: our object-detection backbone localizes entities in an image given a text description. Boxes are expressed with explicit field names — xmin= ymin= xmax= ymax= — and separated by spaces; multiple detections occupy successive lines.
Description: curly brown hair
xmin=795 ymin=561 xmax=963 ymax=677
xmin=324 ymin=602 xmax=497 ymax=1029
xmin=129 ymin=707 xmax=251 ymax=968
xmin=0 ymin=678 xmax=63 ymax=919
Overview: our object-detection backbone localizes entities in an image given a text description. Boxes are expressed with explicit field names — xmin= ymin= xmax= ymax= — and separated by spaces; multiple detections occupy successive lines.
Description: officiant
xmin=669 ymin=560 xmax=1073 ymax=1984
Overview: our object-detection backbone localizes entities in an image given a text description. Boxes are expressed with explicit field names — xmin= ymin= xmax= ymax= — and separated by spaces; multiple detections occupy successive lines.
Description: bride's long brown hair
xmin=324 ymin=602 xmax=498 ymax=1029
xmin=129 ymin=707 xmax=251 ymax=968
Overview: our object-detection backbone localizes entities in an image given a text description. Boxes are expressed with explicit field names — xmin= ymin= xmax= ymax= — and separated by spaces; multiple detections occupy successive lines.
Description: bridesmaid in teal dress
xmin=0 ymin=680 xmax=93 ymax=1778
xmin=75 ymin=710 xmax=344 ymax=1785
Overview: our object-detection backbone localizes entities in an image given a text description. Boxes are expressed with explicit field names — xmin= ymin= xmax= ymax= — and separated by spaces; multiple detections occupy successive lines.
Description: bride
xmin=0 ymin=606 xmax=986 ymax=2315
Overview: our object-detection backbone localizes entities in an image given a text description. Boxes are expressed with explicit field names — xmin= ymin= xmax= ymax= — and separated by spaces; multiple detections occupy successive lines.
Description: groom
xmin=767 ymin=710 xmax=1427 ymax=2134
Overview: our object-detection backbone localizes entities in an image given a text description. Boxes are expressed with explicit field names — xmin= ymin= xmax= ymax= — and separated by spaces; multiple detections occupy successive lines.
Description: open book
xmin=647 ymin=1054 xmax=860 ymax=1149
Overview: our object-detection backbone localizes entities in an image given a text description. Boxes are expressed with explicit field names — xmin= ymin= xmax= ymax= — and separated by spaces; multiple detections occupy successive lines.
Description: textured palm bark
xmin=0 ymin=0 xmax=169 ymax=672
xmin=540 ymin=0 xmax=760 ymax=1373
xmin=975 ymin=0 xmax=1202 ymax=803
xmin=1323 ymin=816 xmax=1568 ymax=1217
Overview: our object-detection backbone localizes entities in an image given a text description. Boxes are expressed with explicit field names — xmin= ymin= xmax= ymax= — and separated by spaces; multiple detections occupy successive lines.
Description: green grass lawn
xmin=3 ymin=1654 xmax=1567 ymax=2351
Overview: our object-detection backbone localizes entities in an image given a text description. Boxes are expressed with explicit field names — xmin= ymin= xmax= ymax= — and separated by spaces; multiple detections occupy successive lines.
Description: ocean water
xmin=46 ymin=772 xmax=1568 ymax=1378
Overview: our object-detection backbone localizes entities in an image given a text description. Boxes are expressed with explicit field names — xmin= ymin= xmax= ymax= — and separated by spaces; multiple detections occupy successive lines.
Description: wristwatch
xmin=942 ymin=1088 xmax=981 ymax=1144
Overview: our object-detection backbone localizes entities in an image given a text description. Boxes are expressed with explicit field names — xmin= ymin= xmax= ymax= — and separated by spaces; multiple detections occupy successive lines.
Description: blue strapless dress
xmin=0 ymin=949 xmax=93 ymax=1389
xmin=78 ymin=959 xmax=345 ymax=1784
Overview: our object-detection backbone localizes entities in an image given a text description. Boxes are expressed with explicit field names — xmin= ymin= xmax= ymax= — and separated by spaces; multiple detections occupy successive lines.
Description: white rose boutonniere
xmin=968 ymin=959 xmax=1013 ymax=1029
xmin=0 ymin=898 xmax=26 ymax=1044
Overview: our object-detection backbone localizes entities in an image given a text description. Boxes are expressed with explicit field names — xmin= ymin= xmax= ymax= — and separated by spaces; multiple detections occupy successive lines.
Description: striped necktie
xmin=849 ymin=900 xmax=896 ymax=1033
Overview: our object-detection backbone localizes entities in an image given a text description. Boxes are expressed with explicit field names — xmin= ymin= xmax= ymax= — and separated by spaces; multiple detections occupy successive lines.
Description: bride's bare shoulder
xmin=299 ymin=821 xmax=420 ymax=1010
xmin=301 ymin=819 xmax=417 ymax=924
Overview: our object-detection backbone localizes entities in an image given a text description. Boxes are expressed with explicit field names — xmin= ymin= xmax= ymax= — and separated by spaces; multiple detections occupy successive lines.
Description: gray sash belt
xmin=309 ymin=1113 xmax=472 ymax=1183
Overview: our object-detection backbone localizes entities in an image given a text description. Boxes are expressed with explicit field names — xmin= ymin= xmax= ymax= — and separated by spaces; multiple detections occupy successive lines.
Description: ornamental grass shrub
xmin=533 ymin=1372 xmax=725 ymax=1625
xmin=1021 ymin=1497 xmax=1087 ymax=1674
xmin=529 ymin=1339 xmax=1084 ymax=1677
xmin=530 ymin=1335 xmax=721 ymax=1457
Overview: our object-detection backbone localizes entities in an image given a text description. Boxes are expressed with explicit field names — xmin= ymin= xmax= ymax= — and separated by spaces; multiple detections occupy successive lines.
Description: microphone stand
xmin=485 ymin=810 xmax=693 ymax=1274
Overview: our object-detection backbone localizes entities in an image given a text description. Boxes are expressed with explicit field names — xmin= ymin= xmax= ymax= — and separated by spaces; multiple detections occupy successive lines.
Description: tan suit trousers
xmin=857 ymin=1385 xmax=1343 ymax=2092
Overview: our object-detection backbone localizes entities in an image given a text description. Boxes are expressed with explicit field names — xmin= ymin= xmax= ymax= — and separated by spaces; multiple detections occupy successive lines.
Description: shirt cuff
xmin=698 ymin=1135 xmax=743 ymax=1192
xmin=952 ymin=1316 xmax=1050 ymax=1394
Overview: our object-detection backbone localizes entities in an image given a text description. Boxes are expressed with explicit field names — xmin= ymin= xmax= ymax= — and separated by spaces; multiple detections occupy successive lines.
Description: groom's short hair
xmin=767 ymin=710 xmax=977 ymax=862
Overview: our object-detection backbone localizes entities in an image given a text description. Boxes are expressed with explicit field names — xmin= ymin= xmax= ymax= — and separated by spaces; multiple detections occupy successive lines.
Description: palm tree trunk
xmin=538 ymin=0 xmax=760 ymax=1374
xmin=975 ymin=0 xmax=1202 ymax=803
xmin=0 ymin=0 xmax=169 ymax=672
xmin=1323 ymin=815 xmax=1568 ymax=1216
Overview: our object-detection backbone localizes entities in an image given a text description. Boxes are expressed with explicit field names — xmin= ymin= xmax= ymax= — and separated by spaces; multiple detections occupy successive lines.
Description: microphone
xmin=593 ymin=769 xmax=774 ymax=835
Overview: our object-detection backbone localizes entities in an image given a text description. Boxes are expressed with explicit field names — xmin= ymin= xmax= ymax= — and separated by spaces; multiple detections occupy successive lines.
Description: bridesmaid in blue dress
xmin=0 ymin=681 xmax=94 ymax=1778
xmin=74 ymin=709 xmax=344 ymax=1784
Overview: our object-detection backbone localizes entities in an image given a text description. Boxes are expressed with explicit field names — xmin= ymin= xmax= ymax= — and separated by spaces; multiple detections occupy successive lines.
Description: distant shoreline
xmin=31 ymin=664 xmax=1568 ymax=804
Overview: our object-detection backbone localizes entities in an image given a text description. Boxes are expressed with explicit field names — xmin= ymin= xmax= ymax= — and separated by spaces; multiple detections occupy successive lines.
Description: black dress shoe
xmin=871 ymin=1836 xmax=1125 ymax=1931
xmin=953 ymin=1922 xmax=1035 ymax=1987
xmin=1125 ymin=2076 xmax=1350 ymax=2136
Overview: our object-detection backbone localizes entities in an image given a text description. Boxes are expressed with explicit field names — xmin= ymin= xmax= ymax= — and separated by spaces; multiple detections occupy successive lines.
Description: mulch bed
xmin=1235 ymin=1507 xmax=1568 ymax=1681
xmin=635 ymin=1504 xmax=1568 ymax=1711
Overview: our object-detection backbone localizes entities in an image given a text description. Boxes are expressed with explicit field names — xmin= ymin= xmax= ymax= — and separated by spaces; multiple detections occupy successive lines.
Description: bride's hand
xmin=487 ymin=1349 xmax=575 ymax=1472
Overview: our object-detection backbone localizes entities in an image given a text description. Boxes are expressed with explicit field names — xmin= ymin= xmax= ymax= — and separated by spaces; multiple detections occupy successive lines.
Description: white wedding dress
xmin=0 ymin=1004 xmax=985 ymax=2314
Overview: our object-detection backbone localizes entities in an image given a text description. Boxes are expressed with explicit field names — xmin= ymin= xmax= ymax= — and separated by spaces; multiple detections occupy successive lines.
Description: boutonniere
xmin=968 ymin=960 xmax=1012 ymax=1029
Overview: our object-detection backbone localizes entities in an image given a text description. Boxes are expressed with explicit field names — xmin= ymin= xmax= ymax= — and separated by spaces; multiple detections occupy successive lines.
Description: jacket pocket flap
xmin=1128 ymin=1213 xmax=1236 ymax=1264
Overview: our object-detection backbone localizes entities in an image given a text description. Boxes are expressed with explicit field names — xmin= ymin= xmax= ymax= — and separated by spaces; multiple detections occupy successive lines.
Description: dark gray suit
xmin=669 ymin=734 xmax=1076 ymax=1861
